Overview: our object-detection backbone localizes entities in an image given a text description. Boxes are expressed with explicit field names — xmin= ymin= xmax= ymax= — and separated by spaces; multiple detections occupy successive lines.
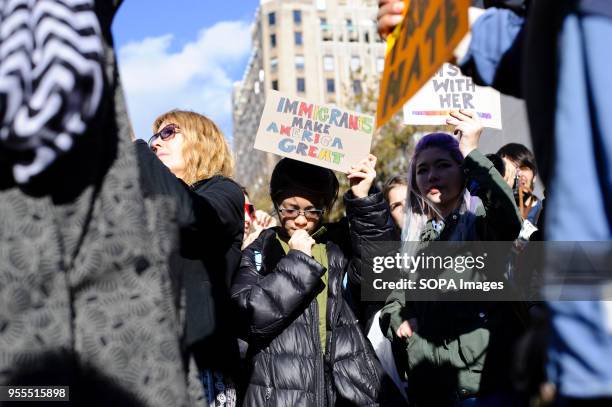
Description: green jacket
xmin=380 ymin=150 xmax=524 ymax=406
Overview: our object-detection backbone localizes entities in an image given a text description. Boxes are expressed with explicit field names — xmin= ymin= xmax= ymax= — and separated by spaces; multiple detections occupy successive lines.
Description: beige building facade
xmin=232 ymin=0 xmax=385 ymax=195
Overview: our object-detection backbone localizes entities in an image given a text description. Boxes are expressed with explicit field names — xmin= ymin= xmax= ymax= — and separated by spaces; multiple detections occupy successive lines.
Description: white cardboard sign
xmin=403 ymin=63 xmax=502 ymax=129
xmin=254 ymin=90 xmax=374 ymax=172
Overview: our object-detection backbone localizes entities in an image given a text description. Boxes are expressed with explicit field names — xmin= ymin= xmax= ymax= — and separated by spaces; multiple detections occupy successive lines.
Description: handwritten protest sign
xmin=403 ymin=63 xmax=502 ymax=129
xmin=377 ymin=0 xmax=470 ymax=128
xmin=254 ymin=90 xmax=374 ymax=172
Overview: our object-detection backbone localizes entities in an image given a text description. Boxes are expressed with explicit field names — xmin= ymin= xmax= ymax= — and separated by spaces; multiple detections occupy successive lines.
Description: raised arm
xmin=447 ymin=110 xmax=522 ymax=240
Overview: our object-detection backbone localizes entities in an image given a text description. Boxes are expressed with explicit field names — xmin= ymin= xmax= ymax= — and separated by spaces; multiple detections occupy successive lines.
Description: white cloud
xmin=117 ymin=21 xmax=252 ymax=142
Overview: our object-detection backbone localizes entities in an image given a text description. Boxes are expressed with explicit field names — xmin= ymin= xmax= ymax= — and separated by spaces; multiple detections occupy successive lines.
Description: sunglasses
xmin=148 ymin=124 xmax=180 ymax=148
xmin=245 ymin=203 xmax=256 ymax=220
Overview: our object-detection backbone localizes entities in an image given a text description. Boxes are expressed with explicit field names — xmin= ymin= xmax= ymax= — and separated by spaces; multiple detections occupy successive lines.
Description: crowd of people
xmin=0 ymin=0 xmax=610 ymax=406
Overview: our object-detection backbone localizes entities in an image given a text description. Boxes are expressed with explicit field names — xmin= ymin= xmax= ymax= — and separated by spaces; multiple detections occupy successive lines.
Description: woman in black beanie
xmin=231 ymin=156 xmax=405 ymax=406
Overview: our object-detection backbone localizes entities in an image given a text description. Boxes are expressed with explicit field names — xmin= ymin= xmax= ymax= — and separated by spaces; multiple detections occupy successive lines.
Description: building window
xmin=294 ymin=31 xmax=303 ymax=46
xmin=364 ymin=32 xmax=370 ymax=43
xmin=376 ymin=57 xmax=385 ymax=73
xmin=293 ymin=10 xmax=302 ymax=24
xmin=270 ymin=33 xmax=276 ymax=48
xmin=350 ymin=55 xmax=360 ymax=72
xmin=297 ymin=77 xmax=305 ymax=93
xmin=268 ymin=12 xmax=276 ymax=26
xmin=326 ymin=78 xmax=335 ymax=93
xmin=323 ymin=55 xmax=334 ymax=71
xmin=321 ymin=18 xmax=332 ymax=41
xmin=271 ymin=80 xmax=278 ymax=90
xmin=346 ymin=19 xmax=353 ymax=31
xmin=295 ymin=55 xmax=305 ymax=70
xmin=352 ymin=79 xmax=362 ymax=94
xmin=270 ymin=57 xmax=278 ymax=72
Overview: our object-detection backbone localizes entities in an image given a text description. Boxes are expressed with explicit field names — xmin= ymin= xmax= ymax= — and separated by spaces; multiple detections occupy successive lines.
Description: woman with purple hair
xmin=380 ymin=110 xmax=525 ymax=406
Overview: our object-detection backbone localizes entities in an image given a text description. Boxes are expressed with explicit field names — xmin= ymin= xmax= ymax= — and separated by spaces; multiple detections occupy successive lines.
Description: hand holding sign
xmin=377 ymin=0 xmax=405 ymax=40
xmin=347 ymin=154 xmax=377 ymax=199
xmin=446 ymin=109 xmax=483 ymax=157
xmin=377 ymin=0 xmax=470 ymax=128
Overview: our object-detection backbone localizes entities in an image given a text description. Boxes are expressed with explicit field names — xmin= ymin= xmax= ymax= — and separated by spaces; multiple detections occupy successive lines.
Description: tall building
xmin=232 ymin=0 xmax=385 ymax=196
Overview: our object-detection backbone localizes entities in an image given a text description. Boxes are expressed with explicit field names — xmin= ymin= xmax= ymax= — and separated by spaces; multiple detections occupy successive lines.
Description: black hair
xmin=486 ymin=153 xmax=506 ymax=178
xmin=383 ymin=174 xmax=408 ymax=202
xmin=496 ymin=143 xmax=538 ymax=176
xmin=269 ymin=158 xmax=339 ymax=211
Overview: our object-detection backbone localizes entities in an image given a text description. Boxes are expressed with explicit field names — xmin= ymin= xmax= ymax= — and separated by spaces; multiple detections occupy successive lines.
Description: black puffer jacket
xmin=231 ymin=191 xmax=403 ymax=407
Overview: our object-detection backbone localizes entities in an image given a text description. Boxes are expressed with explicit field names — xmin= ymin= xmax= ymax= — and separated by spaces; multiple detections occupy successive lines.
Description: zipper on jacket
xmin=312 ymin=298 xmax=326 ymax=407
xmin=324 ymin=266 xmax=343 ymax=407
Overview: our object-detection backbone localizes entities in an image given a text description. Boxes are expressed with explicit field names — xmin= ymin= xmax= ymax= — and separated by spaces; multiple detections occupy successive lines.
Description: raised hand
xmin=253 ymin=210 xmax=277 ymax=231
xmin=377 ymin=0 xmax=405 ymax=40
xmin=446 ymin=109 xmax=483 ymax=157
xmin=347 ymin=154 xmax=377 ymax=199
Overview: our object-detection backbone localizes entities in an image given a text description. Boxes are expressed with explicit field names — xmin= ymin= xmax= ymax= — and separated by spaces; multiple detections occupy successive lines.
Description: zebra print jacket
xmin=0 ymin=0 xmax=106 ymax=185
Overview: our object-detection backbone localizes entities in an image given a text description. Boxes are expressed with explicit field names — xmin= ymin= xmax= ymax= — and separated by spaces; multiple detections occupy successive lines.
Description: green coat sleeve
xmin=463 ymin=149 xmax=522 ymax=241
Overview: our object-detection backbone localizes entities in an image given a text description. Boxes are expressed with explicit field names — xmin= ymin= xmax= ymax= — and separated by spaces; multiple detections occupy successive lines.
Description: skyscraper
xmin=232 ymin=0 xmax=385 ymax=194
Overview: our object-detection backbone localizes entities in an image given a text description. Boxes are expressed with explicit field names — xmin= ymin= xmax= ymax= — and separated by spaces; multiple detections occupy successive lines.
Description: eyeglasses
xmin=277 ymin=207 xmax=324 ymax=220
xmin=245 ymin=203 xmax=256 ymax=220
xmin=148 ymin=124 xmax=180 ymax=148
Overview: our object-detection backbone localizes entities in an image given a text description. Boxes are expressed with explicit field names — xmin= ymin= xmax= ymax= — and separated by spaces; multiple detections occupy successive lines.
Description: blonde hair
xmin=152 ymin=110 xmax=234 ymax=185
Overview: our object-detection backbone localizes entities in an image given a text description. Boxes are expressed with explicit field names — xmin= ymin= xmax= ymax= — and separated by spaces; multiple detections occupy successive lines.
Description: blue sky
xmin=111 ymin=0 xmax=260 ymax=142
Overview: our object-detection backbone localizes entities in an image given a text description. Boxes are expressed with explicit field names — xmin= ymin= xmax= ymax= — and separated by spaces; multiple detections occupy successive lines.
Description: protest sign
xmin=403 ymin=63 xmax=502 ymax=129
xmin=254 ymin=90 xmax=374 ymax=172
xmin=377 ymin=0 xmax=470 ymax=128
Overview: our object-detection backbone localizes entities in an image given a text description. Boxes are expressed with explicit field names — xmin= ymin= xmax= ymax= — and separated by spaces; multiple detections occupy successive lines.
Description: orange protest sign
xmin=376 ymin=0 xmax=470 ymax=128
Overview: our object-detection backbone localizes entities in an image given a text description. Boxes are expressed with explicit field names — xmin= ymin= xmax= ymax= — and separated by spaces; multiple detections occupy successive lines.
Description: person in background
xmin=370 ymin=174 xmax=412 ymax=399
xmin=378 ymin=2 xmax=612 ymax=403
xmin=485 ymin=153 xmax=506 ymax=180
xmin=383 ymin=175 xmax=408 ymax=232
xmin=232 ymin=155 xmax=404 ymax=406
xmin=497 ymin=143 xmax=544 ymax=228
xmin=241 ymin=188 xmax=277 ymax=250
xmin=380 ymin=110 xmax=525 ymax=406
xmin=135 ymin=110 xmax=243 ymax=406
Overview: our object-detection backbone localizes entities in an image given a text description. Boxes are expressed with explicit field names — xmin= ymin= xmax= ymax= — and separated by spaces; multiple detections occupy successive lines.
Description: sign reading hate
xmin=377 ymin=0 xmax=470 ymax=128
xmin=403 ymin=63 xmax=502 ymax=129
xmin=254 ymin=90 xmax=374 ymax=172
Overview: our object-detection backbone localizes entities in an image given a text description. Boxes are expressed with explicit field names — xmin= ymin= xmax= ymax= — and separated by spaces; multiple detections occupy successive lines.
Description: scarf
xmin=276 ymin=229 xmax=328 ymax=353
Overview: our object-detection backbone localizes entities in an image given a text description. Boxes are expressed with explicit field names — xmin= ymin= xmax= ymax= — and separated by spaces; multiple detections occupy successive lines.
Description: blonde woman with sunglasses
xmin=135 ymin=110 xmax=244 ymax=406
